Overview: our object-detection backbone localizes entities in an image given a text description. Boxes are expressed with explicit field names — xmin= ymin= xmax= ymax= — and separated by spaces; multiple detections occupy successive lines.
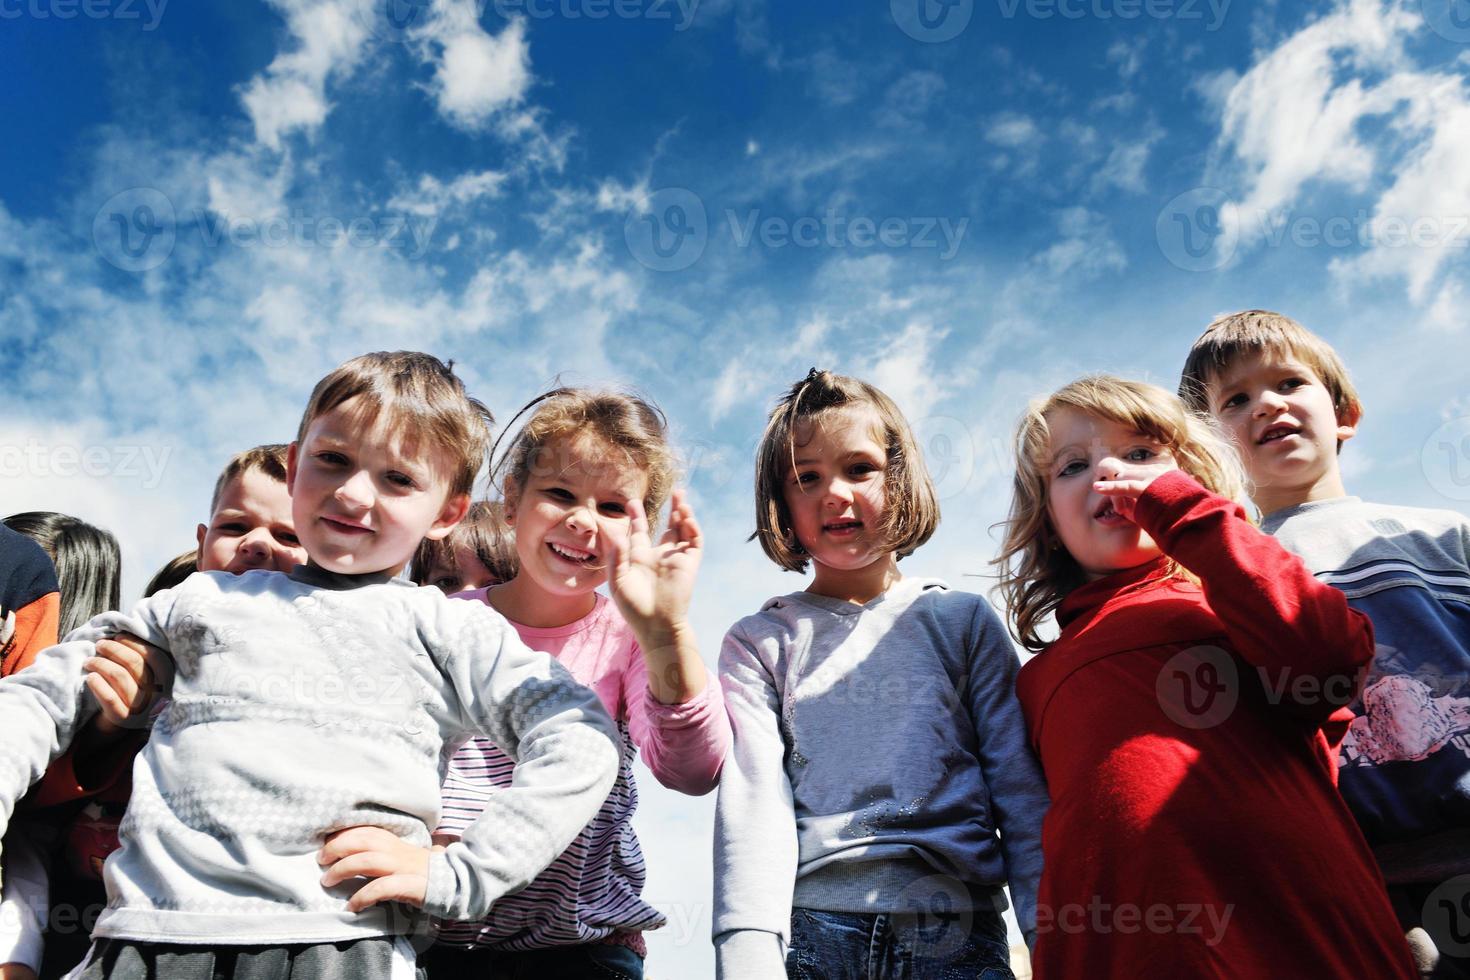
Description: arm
xmin=965 ymin=601 xmax=1048 ymax=948
xmin=712 ymin=627 xmax=797 ymax=980
xmin=624 ymin=638 xmax=730 ymax=795
xmin=1126 ymin=470 xmax=1376 ymax=721
xmin=0 ymin=822 xmax=54 ymax=975
xmin=0 ymin=593 xmax=58 ymax=678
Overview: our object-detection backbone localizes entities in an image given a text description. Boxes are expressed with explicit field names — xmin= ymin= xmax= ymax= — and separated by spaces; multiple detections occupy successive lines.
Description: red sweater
xmin=1016 ymin=471 xmax=1414 ymax=980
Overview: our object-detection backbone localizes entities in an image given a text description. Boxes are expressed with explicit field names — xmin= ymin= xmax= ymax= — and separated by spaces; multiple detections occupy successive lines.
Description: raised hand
xmin=318 ymin=825 xmax=440 ymax=912
xmin=605 ymin=488 xmax=703 ymax=637
xmin=1093 ymin=459 xmax=1177 ymax=522
xmin=84 ymin=633 xmax=173 ymax=736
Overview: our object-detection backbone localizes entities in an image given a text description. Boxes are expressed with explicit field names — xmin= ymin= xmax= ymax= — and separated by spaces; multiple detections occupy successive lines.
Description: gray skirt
xmin=65 ymin=935 xmax=422 ymax=980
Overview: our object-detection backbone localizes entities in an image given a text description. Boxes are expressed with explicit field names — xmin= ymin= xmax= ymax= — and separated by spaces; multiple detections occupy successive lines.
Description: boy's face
xmin=1205 ymin=350 xmax=1359 ymax=514
xmin=288 ymin=396 xmax=469 ymax=577
xmin=196 ymin=467 xmax=307 ymax=575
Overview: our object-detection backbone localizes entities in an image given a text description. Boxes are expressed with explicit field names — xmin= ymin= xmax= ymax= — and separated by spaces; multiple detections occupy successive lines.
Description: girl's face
xmin=1043 ymin=407 xmax=1179 ymax=580
xmin=504 ymin=433 xmax=648 ymax=597
xmin=782 ymin=406 xmax=891 ymax=574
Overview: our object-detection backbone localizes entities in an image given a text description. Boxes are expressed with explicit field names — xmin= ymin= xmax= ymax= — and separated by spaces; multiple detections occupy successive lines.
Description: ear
xmin=422 ymin=492 xmax=472 ymax=543
xmin=500 ymin=480 xmax=520 ymax=527
xmin=195 ymin=523 xmax=208 ymax=564
xmin=286 ymin=442 xmax=299 ymax=494
xmin=1336 ymin=401 xmax=1362 ymax=444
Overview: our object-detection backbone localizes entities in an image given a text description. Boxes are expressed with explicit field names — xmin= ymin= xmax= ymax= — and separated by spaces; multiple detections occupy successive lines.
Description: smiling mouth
xmin=823 ymin=520 xmax=863 ymax=534
xmin=548 ymin=541 xmax=597 ymax=565
xmin=322 ymin=516 xmax=371 ymax=534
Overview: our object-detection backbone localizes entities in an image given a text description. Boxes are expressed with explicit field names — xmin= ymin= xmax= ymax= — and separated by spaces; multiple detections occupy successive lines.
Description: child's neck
xmin=1256 ymin=470 xmax=1349 ymax=518
xmin=488 ymin=573 xmax=598 ymax=628
xmin=807 ymin=553 xmax=903 ymax=605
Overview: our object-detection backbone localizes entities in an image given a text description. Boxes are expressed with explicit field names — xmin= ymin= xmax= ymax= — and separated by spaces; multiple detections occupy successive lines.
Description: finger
xmin=678 ymin=511 xmax=703 ymax=550
xmin=345 ymin=874 xmax=426 ymax=913
xmin=1093 ymin=481 xmax=1150 ymax=496
xmin=110 ymin=633 xmax=153 ymax=656
xmin=320 ymin=852 xmax=410 ymax=888
xmin=627 ymin=497 xmax=652 ymax=545
xmin=84 ymin=672 xmax=128 ymax=724
xmin=94 ymin=641 xmax=147 ymax=679
xmin=84 ymin=657 xmax=139 ymax=702
xmin=318 ymin=826 xmax=399 ymax=863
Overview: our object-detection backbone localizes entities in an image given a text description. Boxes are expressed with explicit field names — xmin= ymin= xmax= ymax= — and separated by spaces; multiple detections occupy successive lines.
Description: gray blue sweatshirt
xmin=1263 ymin=496 xmax=1470 ymax=880
xmin=712 ymin=577 xmax=1047 ymax=979
xmin=0 ymin=566 xmax=621 ymax=945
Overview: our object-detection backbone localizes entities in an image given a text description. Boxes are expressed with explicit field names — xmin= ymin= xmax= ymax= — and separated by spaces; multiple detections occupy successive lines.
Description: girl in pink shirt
xmin=422 ymin=387 xmax=730 ymax=980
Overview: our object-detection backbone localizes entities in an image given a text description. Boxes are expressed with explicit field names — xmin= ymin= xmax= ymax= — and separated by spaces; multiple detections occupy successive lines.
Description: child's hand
xmin=606 ymin=489 xmax=703 ymax=639
xmin=318 ymin=826 xmax=441 ymax=912
xmin=84 ymin=633 xmax=172 ymax=736
xmin=1093 ymin=460 xmax=1175 ymax=522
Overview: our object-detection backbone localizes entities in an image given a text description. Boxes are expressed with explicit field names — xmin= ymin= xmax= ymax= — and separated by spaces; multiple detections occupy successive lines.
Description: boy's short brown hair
xmin=296 ymin=351 xmax=493 ymax=498
xmin=1178 ymin=309 xmax=1363 ymax=423
xmin=210 ymin=444 xmax=291 ymax=514
xmin=753 ymin=368 xmax=939 ymax=573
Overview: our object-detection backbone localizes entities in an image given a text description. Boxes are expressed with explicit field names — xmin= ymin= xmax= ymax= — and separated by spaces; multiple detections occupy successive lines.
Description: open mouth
xmin=1258 ymin=424 xmax=1299 ymax=445
xmin=548 ymin=541 xmax=597 ymax=565
xmin=823 ymin=520 xmax=863 ymax=535
xmin=1094 ymin=501 xmax=1128 ymax=525
xmin=322 ymin=516 xmax=371 ymax=535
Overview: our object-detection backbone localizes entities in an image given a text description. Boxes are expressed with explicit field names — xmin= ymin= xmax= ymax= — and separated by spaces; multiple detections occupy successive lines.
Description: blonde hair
xmin=210 ymin=444 xmax=290 ymax=514
xmin=1178 ymin=309 xmax=1362 ymax=428
xmin=296 ymin=351 xmax=493 ymax=498
xmin=753 ymin=368 xmax=939 ymax=573
xmin=410 ymin=500 xmax=518 ymax=589
xmin=993 ymin=375 xmax=1248 ymax=652
xmin=494 ymin=387 xmax=676 ymax=520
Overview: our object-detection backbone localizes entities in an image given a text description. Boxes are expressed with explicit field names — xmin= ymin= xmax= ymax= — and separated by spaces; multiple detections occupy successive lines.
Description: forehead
xmin=304 ymin=396 xmax=455 ymax=472
xmin=528 ymin=433 xmax=649 ymax=494
xmin=215 ymin=466 xmax=292 ymax=516
xmin=1210 ymin=346 xmax=1322 ymax=389
xmin=791 ymin=406 xmax=886 ymax=455
xmin=1046 ymin=406 xmax=1156 ymax=451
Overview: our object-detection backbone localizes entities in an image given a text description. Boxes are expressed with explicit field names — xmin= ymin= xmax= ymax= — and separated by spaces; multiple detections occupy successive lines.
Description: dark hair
xmin=410 ymin=500 xmax=518 ymax=591
xmin=144 ymin=549 xmax=198 ymax=597
xmin=753 ymin=368 xmax=940 ymax=572
xmin=211 ymin=444 xmax=290 ymax=514
xmin=3 ymin=512 xmax=122 ymax=635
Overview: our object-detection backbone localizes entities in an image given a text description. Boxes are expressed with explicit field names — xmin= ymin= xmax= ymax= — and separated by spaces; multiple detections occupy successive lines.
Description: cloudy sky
xmin=4 ymin=0 xmax=1470 ymax=974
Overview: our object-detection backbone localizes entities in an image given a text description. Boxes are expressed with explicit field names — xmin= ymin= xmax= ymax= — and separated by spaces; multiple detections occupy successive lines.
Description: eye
xmin=278 ymin=531 xmax=300 ymax=545
xmin=1220 ymin=392 xmax=1247 ymax=410
xmin=1280 ymin=377 xmax=1306 ymax=391
xmin=794 ymin=471 xmax=817 ymax=486
xmin=315 ymin=451 xmax=348 ymax=466
xmin=1124 ymin=447 xmax=1158 ymax=463
xmin=1057 ymin=459 xmax=1086 ymax=478
xmin=216 ymin=522 xmax=247 ymax=534
xmin=432 ymin=577 xmax=460 ymax=593
xmin=543 ymin=487 xmax=573 ymax=501
xmin=386 ymin=471 xmax=417 ymax=489
xmin=848 ymin=461 xmax=879 ymax=478
xmin=599 ymin=501 xmax=628 ymax=516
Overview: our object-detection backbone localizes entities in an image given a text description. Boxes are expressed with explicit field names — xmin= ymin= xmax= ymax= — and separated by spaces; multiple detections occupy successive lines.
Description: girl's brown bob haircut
xmin=296 ymin=351 xmax=493 ymax=498
xmin=753 ymin=368 xmax=939 ymax=573
xmin=992 ymin=375 xmax=1248 ymax=652
xmin=491 ymin=386 xmax=677 ymax=521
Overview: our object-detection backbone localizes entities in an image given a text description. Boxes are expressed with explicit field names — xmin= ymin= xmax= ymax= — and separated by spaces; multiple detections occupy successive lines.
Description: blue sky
xmin=4 ymin=0 xmax=1470 ymax=974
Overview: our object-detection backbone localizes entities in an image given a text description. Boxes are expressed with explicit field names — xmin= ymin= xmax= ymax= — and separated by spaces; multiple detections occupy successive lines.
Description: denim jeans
xmin=418 ymin=941 xmax=643 ymax=980
xmin=785 ymin=907 xmax=1016 ymax=979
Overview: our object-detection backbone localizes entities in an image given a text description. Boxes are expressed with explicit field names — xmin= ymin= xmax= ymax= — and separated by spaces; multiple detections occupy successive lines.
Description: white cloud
xmin=984 ymin=112 xmax=1041 ymax=148
xmin=412 ymin=4 xmax=532 ymax=131
xmin=237 ymin=0 xmax=372 ymax=151
xmin=1107 ymin=36 xmax=1147 ymax=79
xmin=388 ymin=169 xmax=509 ymax=218
xmin=875 ymin=70 xmax=947 ymax=129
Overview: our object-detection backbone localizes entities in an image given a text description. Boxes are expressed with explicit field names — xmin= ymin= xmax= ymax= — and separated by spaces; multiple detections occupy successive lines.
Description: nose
xmin=564 ymin=504 xmax=595 ymax=534
xmin=1254 ymin=389 xmax=1288 ymax=417
xmin=1096 ymin=457 xmax=1124 ymax=482
xmin=335 ymin=470 xmax=374 ymax=509
xmin=822 ymin=477 xmax=854 ymax=507
xmin=237 ymin=527 xmax=271 ymax=563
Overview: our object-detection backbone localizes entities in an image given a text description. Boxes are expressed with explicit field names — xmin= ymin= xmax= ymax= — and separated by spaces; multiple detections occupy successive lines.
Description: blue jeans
xmin=785 ymin=907 xmax=1015 ymax=980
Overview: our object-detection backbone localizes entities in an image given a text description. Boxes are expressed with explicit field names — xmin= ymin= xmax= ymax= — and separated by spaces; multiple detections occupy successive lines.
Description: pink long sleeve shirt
xmin=434 ymin=590 xmax=730 ymax=955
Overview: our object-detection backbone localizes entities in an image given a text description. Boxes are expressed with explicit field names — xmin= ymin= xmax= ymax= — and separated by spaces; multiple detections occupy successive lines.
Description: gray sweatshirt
xmin=0 ymin=566 xmax=621 ymax=945
xmin=713 ymin=577 xmax=1047 ymax=978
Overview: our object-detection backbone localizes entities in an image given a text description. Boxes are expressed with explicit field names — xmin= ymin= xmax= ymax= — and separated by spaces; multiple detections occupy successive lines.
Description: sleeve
xmin=0 ymin=597 xmax=175 ymax=853
xmin=624 ymin=637 xmax=731 ymax=796
xmin=0 ymin=591 xmax=60 ymax=677
xmin=965 ymin=600 xmax=1048 ymax=947
xmin=420 ymin=600 xmax=622 ymax=922
xmin=0 ymin=821 xmax=55 ymax=971
xmin=711 ymin=625 xmax=797 ymax=980
xmin=1134 ymin=470 xmax=1377 ymax=723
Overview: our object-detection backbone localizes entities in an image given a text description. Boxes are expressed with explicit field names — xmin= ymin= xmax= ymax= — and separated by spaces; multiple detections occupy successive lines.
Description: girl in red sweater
xmin=993 ymin=375 xmax=1414 ymax=980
